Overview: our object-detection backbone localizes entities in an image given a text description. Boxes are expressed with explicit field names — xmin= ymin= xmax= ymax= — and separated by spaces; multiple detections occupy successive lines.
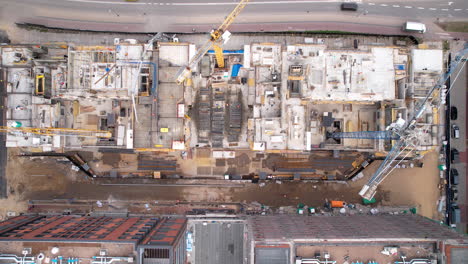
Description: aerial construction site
xmin=0 ymin=0 xmax=467 ymax=263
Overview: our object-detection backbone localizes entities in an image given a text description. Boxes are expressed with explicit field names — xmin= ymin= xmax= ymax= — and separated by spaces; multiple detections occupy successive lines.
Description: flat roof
xmin=194 ymin=221 xmax=244 ymax=264
xmin=249 ymin=215 xmax=464 ymax=241
xmin=411 ymin=49 xmax=443 ymax=72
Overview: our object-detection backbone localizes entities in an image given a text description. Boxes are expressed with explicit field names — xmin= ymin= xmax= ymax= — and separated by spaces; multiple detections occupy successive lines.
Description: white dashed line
xmin=380 ymin=4 xmax=387 ymax=7
xmin=439 ymin=36 xmax=453 ymax=40
xmin=392 ymin=5 xmax=400 ymax=8
xmin=454 ymin=9 xmax=462 ymax=11
xmin=404 ymin=6 xmax=412 ymax=9
xmin=417 ymin=7 xmax=424 ymax=10
xmin=441 ymin=9 xmax=449 ymax=11
xmin=429 ymin=8 xmax=437 ymax=11
xmin=368 ymin=3 xmax=376 ymax=5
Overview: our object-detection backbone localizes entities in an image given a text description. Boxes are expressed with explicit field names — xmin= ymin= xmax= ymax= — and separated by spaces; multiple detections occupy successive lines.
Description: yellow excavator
xmin=175 ymin=0 xmax=250 ymax=84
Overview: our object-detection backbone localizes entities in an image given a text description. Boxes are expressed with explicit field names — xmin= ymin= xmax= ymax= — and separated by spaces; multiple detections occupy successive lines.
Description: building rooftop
xmin=140 ymin=217 xmax=186 ymax=246
xmin=248 ymin=214 xmax=464 ymax=241
xmin=0 ymin=215 xmax=186 ymax=246
xmin=411 ymin=49 xmax=443 ymax=72
xmin=191 ymin=221 xmax=245 ymax=264
xmin=0 ymin=215 xmax=158 ymax=243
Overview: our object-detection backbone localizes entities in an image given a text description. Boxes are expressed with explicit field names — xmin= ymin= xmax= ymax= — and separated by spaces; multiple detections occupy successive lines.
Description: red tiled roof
xmin=0 ymin=216 xmax=159 ymax=243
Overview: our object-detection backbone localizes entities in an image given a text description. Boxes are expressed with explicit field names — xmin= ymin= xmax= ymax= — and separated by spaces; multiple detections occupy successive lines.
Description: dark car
xmin=341 ymin=2 xmax=358 ymax=11
xmin=451 ymin=149 xmax=460 ymax=163
xmin=450 ymin=106 xmax=458 ymax=120
xmin=450 ymin=168 xmax=459 ymax=185
xmin=451 ymin=204 xmax=461 ymax=224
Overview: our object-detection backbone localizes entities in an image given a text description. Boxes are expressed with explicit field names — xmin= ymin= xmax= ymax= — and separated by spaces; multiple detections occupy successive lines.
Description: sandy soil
xmin=350 ymin=151 xmax=443 ymax=220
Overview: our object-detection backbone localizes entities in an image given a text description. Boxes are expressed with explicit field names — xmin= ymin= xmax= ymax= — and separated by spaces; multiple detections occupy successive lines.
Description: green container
xmin=11 ymin=121 xmax=22 ymax=128
xmin=362 ymin=198 xmax=376 ymax=204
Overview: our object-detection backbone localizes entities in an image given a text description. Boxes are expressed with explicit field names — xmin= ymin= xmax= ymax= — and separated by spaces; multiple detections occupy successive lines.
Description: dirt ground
xmin=351 ymin=151 xmax=443 ymax=220
xmin=0 ymin=149 xmax=443 ymax=220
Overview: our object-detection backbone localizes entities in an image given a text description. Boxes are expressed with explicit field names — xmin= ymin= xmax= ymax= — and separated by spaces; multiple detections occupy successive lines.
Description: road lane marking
xmin=368 ymin=3 xmax=376 ymax=5
xmin=454 ymin=9 xmax=461 ymax=11
xmin=429 ymin=8 xmax=437 ymax=10
xmin=66 ymin=0 xmax=146 ymax=4
xmin=436 ymin=33 xmax=450 ymax=35
xmin=380 ymin=4 xmax=387 ymax=7
xmin=392 ymin=5 xmax=400 ymax=8
xmin=404 ymin=6 xmax=412 ymax=9
xmin=417 ymin=7 xmax=424 ymax=10
xmin=441 ymin=9 xmax=449 ymax=11
xmin=172 ymin=1 xmax=351 ymax=5
xmin=66 ymin=0 xmax=353 ymax=5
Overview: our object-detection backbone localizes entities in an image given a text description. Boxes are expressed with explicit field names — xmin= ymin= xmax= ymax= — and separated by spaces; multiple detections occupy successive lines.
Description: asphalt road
xmin=449 ymin=51 xmax=467 ymax=233
xmin=0 ymin=68 xmax=7 ymax=198
xmin=0 ymin=0 xmax=467 ymax=37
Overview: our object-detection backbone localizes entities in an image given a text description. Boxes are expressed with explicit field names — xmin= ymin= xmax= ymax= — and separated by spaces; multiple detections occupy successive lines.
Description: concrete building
xmin=0 ymin=40 xmax=158 ymax=150
xmin=0 ymin=36 xmax=446 ymax=180
xmin=0 ymin=215 xmax=186 ymax=264
xmin=248 ymin=214 xmax=467 ymax=264
xmin=0 ymin=38 xmax=441 ymax=153
xmin=0 ymin=214 xmax=466 ymax=264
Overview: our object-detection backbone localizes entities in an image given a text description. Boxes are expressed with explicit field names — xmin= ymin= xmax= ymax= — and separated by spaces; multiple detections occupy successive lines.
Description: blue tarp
xmin=395 ymin=64 xmax=405 ymax=70
xmin=231 ymin=64 xmax=243 ymax=77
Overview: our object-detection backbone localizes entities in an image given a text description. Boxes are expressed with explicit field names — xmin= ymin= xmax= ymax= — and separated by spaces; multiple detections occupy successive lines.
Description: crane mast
xmin=0 ymin=126 xmax=112 ymax=138
xmin=175 ymin=0 xmax=250 ymax=84
xmin=357 ymin=45 xmax=468 ymax=200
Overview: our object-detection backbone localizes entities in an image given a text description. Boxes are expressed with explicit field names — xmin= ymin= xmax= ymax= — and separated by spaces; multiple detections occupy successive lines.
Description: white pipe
xmin=0 ymin=254 xmax=35 ymax=264
xmin=300 ymin=260 xmax=320 ymax=264
xmin=298 ymin=259 xmax=336 ymax=264
xmin=91 ymin=256 xmax=127 ymax=264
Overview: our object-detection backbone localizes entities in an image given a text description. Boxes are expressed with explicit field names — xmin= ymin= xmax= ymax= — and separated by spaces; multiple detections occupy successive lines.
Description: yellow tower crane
xmin=175 ymin=0 xmax=250 ymax=84
xmin=0 ymin=126 xmax=112 ymax=138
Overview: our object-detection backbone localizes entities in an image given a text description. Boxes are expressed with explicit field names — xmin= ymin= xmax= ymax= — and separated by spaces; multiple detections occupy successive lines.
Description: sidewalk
xmin=4 ymin=11 xmax=466 ymax=43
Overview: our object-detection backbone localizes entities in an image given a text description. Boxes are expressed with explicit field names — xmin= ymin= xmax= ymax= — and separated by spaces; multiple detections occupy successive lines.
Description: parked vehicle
xmin=452 ymin=124 xmax=460 ymax=139
xmin=450 ymin=106 xmax=458 ymax=120
xmin=450 ymin=168 xmax=459 ymax=185
xmin=341 ymin=2 xmax=358 ymax=11
xmin=450 ymin=186 xmax=459 ymax=202
xmin=451 ymin=204 xmax=461 ymax=224
xmin=451 ymin=149 xmax=460 ymax=163
xmin=402 ymin=22 xmax=426 ymax=33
